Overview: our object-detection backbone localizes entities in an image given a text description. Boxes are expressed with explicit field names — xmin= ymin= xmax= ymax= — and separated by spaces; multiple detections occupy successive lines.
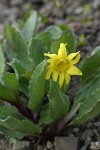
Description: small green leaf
xmin=71 ymin=88 xmax=100 ymax=124
xmin=49 ymin=80 xmax=69 ymax=122
xmin=2 ymin=72 xmax=18 ymax=93
xmin=39 ymin=104 xmax=53 ymax=125
xmin=5 ymin=45 xmax=16 ymax=62
xmin=29 ymin=61 xmax=46 ymax=112
xmin=51 ymin=29 xmax=76 ymax=54
xmin=0 ymin=84 xmax=16 ymax=103
xmin=22 ymin=11 xmax=37 ymax=41
xmin=44 ymin=25 xmax=62 ymax=40
xmin=29 ymin=38 xmax=46 ymax=66
xmin=0 ymin=116 xmax=42 ymax=135
xmin=71 ymin=68 xmax=100 ymax=119
xmin=36 ymin=32 xmax=52 ymax=52
xmin=77 ymin=34 xmax=86 ymax=46
xmin=0 ymin=106 xmax=23 ymax=119
xmin=74 ymin=68 xmax=100 ymax=105
xmin=4 ymin=25 xmax=33 ymax=70
xmin=0 ymin=125 xmax=25 ymax=140
xmin=0 ymin=72 xmax=18 ymax=103
xmin=0 ymin=46 xmax=5 ymax=79
xmin=84 ymin=4 xmax=92 ymax=14
xmin=45 ymin=80 xmax=50 ymax=94
xmin=80 ymin=46 xmax=100 ymax=82
xmin=11 ymin=59 xmax=33 ymax=96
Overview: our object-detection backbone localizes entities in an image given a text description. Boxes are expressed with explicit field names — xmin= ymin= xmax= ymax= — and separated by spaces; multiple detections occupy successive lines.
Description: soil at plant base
xmin=0 ymin=0 xmax=100 ymax=149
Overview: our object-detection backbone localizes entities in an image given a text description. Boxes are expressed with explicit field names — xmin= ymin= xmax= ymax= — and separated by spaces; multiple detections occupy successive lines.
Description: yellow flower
xmin=44 ymin=43 xmax=82 ymax=87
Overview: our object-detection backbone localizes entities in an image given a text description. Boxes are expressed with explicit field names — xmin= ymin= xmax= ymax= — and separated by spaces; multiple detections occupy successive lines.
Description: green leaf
xmin=11 ymin=59 xmax=33 ymax=96
xmin=0 ymin=46 xmax=5 ymax=79
xmin=29 ymin=61 xmax=46 ymax=112
xmin=29 ymin=38 xmax=46 ymax=66
xmin=70 ymin=68 xmax=100 ymax=121
xmin=39 ymin=104 xmax=53 ymax=125
xmin=77 ymin=34 xmax=86 ymax=46
xmin=11 ymin=59 xmax=28 ymax=75
xmin=0 ymin=72 xmax=18 ymax=103
xmin=44 ymin=25 xmax=62 ymax=40
xmin=0 ymin=84 xmax=16 ymax=102
xmin=0 ymin=116 xmax=42 ymax=135
xmin=49 ymin=80 xmax=69 ymax=122
xmin=0 ymin=125 xmax=25 ymax=140
xmin=5 ymin=45 xmax=16 ymax=62
xmin=51 ymin=30 xmax=76 ymax=54
xmin=22 ymin=11 xmax=37 ymax=41
xmin=80 ymin=46 xmax=100 ymax=82
xmin=71 ymin=88 xmax=100 ymax=124
xmin=36 ymin=32 xmax=52 ymax=52
xmin=2 ymin=72 xmax=18 ymax=94
xmin=0 ymin=106 xmax=23 ymax=119
xmin=45 ymin=80 xmax=50 ymax=94
xmin=4 ymin=25 xmax=33 ymax=70
xmin=74 ymin=68 xmax=100 ymax=105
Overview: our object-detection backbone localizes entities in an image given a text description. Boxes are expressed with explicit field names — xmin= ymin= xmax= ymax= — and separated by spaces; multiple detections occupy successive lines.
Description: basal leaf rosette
xmin=44 ymin=43 xmax=82 ymax=87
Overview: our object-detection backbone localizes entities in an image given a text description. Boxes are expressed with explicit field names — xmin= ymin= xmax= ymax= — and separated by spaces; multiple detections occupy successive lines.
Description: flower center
xmin=55 ymin=59 xmax=69 ymax=73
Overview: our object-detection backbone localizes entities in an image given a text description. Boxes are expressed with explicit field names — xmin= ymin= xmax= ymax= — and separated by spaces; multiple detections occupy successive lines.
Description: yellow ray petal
xmin=45 ymin=69 xmax=53 ymax=79
xmin=47 ymin=59 xmax=52 ymax=63
xmin=52 ymin=70 xmax=58 ymax=81
xmin=59 ymin=73 xmax=64 ymax=87
xmin=44 ymin=53 xmax=57 ymax=59
xmin=71 ymin=52 xmax=80 ymax=65
xmin=46 ymin=64 xmax=52 ymax=69
xmin=64 ymin=72 xmax=70 ymax=84
xmin=58 ymin=43 xmax=67 ymax=59
xmin=67 ymin=65 xmax=82 ymax=75
xmin=67 ymin=51 xmax=80 ymax=61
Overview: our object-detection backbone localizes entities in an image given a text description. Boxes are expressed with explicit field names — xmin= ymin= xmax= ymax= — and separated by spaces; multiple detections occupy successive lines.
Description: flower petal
xmin=44 ymin=53 xmax=57 ymax=59
xmin=71 ymin=52 xmax=80 ymax=65
xmin=47 ymin=59 xmax=52 ymax=63
xmin=58 ymin=43 xmax=67 ymax=59
xmin=64 ymin=72 xmax=70 ymax=84
xmin=67 ymin=65 xmax=82 ymax=75
xmin=45 ymin=69 xmax=53 ymax=79
xmin=59 ymin=73 xmax=64 ymax=87
xmin=52 ymin=70 xmax=58 ymax=81
xmin=67 ymin=51 xmax=80 ymax=61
